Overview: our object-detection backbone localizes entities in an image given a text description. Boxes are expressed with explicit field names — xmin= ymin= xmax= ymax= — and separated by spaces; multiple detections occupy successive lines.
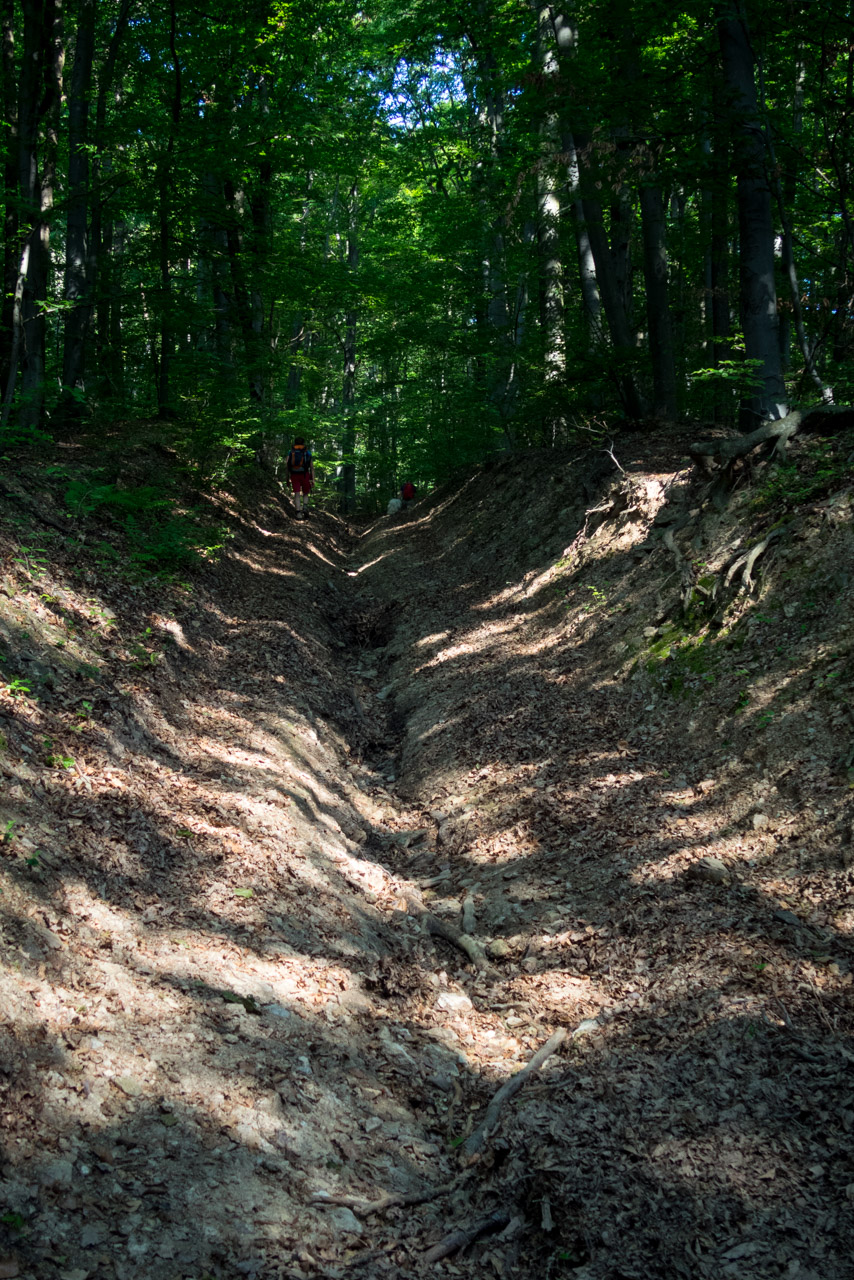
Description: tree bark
xmin=0 ymin=0 xmax=18 ymax=391
xmin=341 ymin=182 xmax=358 ymax=514
xmin=717 ymin=4 xmax=786 ymax=425
xmin=580 ymin=192 xmax=645 ymax=419
xmin=60 ymin=0 xmax=96 ymax=419
xmin=87 ymin=0 xmax=131 ymax=405
xmin=639 ymin=179 xmax=678 ymax=419
xmin=18 ymin=0 xmax=63 ymax=434
xmin=157 ymin=0 xmax=180 ymax=417
xmin=534 ymin=5 xmax=566 ymax=438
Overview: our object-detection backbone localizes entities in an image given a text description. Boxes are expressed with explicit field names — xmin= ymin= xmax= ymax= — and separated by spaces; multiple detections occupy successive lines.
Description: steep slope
xmin=1 ymin=426 xmax=853 ymax=1280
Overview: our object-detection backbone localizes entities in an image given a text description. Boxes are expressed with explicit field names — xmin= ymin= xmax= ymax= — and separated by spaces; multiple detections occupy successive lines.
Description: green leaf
xmin=233 ymin=887 xmax=254 ymax=898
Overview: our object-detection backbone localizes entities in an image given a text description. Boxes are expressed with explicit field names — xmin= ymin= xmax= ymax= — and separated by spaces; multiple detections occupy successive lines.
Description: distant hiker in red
xmin=400 ymin=479 xmax=416 ymax=510
xmin=286 ymin=437 xmax=314 ymax=519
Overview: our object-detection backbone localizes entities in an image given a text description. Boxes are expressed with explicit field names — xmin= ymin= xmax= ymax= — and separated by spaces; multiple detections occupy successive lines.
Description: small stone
xmin=687 ymin=856 xmax=731 ymax=885
xmin=115 ymin=1077 xmax=143 ymax=1098
xmin=752 ymin=811 xmax=769 ymax=829
xmin=363 ymin=1116 xmax=382 ymax=1133
xmin=572 ymin=1017 xmax=602 ymax=1039
xmin=80 ymin=1224 xmax=107 ymax=1248
xmin=487 ymin=939 xmax=512 ymax=960
xmin=327 ymin=1208 xmax=362 ymax=1235
xmin=39 ymin=1159 xmax=74 ymax=1189
xmin=435 ymin=991 xmax=473 ymax=1014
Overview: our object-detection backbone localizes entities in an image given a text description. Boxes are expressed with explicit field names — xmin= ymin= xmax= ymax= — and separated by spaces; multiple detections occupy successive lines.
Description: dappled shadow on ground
xmin=2 ymin=440 xmax=854 ymax=1277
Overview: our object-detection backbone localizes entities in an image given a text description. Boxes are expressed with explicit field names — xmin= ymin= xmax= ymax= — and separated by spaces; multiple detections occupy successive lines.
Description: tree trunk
xmin=157 ymin=0 xmax=180 ymax=418
xmin=580 ymin=193 xmax=645 ymax=419
xmin=18 ymin=0 xmax=63 ymax=434
xmin=717 ymin=4 xmax=786 ymax=424
xmin=86 ymin=0 xmax=131 ymax=405
xmin=341 ymin=182 xmax=358 ymax=514
xmin=564 ymin=131 xmax=602 ymax=348
xmin=639 ymin=179 xmax=678 ymax=419
xmin=534 ymin=6 xmax=566 ymax=438
xmin=1 ymin=0 xmax=18 ymax=391
xmin=60 ymin=0 xmax=96 ymax=419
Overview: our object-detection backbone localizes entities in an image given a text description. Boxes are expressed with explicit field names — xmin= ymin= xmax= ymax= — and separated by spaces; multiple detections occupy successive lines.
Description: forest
xmin=3 ymin=3 xmax=854 ymax=1277
xmin=1 ymin=0 xmax=852 ymax=508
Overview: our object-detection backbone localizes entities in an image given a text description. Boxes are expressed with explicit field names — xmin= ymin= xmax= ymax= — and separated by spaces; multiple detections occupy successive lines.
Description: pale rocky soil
xmin=0 ymin=430 xmax=853 ymax=1280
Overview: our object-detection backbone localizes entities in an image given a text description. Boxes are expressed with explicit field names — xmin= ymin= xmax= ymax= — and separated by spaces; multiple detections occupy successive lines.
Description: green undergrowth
xmin=53 ymin=468 xmax=229 ymax=577
xmin=753 ymin=432 xmax=854 ymax=513
xmin=643 ymin=626 xmax=720 ymax=698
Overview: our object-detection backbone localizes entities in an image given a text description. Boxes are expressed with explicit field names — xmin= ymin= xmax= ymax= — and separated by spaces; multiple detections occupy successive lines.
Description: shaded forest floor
xmin=1 ymin=426 xmax=854 ymax=1280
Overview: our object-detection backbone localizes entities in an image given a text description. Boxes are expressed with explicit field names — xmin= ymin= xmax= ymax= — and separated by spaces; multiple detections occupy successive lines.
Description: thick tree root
xmin=688 ymin=404 xmax=852 ymax=468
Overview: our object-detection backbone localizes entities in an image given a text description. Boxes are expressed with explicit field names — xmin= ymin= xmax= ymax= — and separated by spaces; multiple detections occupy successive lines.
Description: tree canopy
xmin=1 ymin=0 xmax=852 ymax=507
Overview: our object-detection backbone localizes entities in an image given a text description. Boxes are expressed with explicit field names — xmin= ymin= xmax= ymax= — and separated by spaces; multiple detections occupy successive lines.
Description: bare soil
xmin=1 ymin=430 xmax=853 ymax=1280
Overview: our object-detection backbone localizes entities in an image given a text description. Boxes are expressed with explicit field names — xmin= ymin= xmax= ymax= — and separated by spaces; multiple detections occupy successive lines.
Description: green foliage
xmin=753 ymin=438 xmax=850 ymax=512
xmin=645 ymin=628 xmax=718 ymax=698
xmin=63 ymin=477 xmax=228 ymax=573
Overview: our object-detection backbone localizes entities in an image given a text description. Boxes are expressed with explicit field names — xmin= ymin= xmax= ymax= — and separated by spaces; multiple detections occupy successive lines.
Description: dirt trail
xmin=1 ymin=439 xmax=854 ymax=1279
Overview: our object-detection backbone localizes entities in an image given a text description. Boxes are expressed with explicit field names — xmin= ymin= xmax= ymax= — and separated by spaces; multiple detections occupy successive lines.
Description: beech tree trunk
xmin=580 ymin=193 xmax=645 ymax=419
xmin=717 ymin=4 xmax=787 ymax=424
xmin=17 ymin=0 xmax=62 ymax=434
xmin=157 ymin=0 xmax=180 ymax=417
xmin=639 ymin=179 xmax=677 ymax=419
xmin=60 ymin=0 xmax=95 ymax=418
xmin=1 ymin=0 xmax=17 ymax=391
xmin=534 ymin=5 xmax=566 ymax=437
xmin=341 ymin=182 xmax=358 ymax=514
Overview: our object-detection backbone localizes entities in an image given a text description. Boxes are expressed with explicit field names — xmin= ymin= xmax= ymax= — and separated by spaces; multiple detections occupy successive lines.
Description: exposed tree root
xmin=423 ymin=1209 xmax=514 ymax=1263
xmin=688 ymin=404 xmax=852 ymax=468
xmin=311 ymin=1173 xmax=469 ymax=1217
xmin=463 ymin=1027 xmax=568 ymax=1158
xmin=403 ymin=892 xmax=490 ymax=971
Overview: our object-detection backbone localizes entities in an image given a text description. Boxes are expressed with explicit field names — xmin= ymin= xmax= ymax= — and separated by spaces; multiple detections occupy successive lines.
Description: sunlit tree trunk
xmin=564 ymin=131 xmax=602 ymax=348
xmin=534 ymin=6 xmax=565 ymax=437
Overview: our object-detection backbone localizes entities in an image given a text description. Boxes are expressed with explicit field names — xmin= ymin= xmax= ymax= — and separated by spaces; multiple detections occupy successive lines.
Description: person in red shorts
xmin=286 ymin=437 xmax=314 ymax=519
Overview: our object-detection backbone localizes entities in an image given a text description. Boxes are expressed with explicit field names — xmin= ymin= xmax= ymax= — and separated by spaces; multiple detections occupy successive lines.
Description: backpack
xmin=289 ymin=446 xmax=310 ymax=474
xmin=402 ymin=481 xmax=415 ymax=500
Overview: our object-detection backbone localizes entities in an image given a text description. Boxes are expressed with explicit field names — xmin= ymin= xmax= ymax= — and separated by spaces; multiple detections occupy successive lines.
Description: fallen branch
xmin=404 ymin=892 xmax=489 ymax=970
xmin=463 ymin=1026 xmax=567 ymax=1158
xmin=423 ymin=1209 xmax=512 ymax=1264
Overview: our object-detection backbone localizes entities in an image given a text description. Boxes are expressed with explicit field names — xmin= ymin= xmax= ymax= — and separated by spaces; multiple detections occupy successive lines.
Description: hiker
xmin=399 ymin=479 xmax=416 ymax=510
xmin=286 ymin=437 xmax=314 ymax=519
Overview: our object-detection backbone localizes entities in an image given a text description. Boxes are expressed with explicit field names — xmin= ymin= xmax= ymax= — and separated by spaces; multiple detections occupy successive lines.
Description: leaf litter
xmin=0 ymin=432 xmax=852 ymax=1278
